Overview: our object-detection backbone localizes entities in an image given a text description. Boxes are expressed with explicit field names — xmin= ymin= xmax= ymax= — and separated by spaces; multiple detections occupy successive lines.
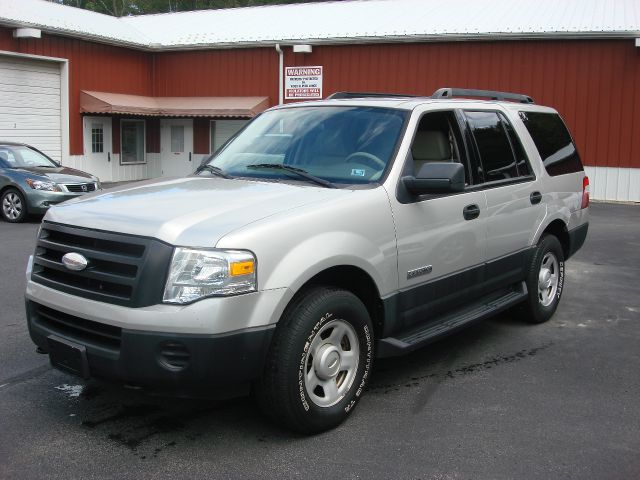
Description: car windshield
xmin=200 ymin=106 xmax=407 ymax=185
xmin=0 ymin=146 xmax=58 ymax=168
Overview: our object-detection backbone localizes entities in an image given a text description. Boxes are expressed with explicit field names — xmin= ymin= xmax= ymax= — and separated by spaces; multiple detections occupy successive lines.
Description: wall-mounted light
xmin=293 ymin=44 xmax=313 ymax=54
xmin=13 ymin=28 xmax=41 ymax=39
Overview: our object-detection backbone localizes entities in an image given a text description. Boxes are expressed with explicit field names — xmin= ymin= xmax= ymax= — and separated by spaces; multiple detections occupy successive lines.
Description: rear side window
xmin=518 ymin=111 xmax=583 ymax=176
xmin=464 ymin=111 xmax=519 ymax=182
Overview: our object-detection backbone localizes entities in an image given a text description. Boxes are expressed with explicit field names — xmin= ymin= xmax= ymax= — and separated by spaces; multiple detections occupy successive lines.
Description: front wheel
xmin=521 ymin=234 xmax=565 ymax=324
xmin=255 ymin=286 xmax=374 ymax=434
xmin=1 ymin=188 xmax=27 ymax=223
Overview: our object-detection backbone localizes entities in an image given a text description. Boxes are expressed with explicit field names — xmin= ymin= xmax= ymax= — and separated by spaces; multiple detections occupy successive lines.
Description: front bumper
xmin=26 ymin=299 xmax=275 ymax=395
xmin=25 ymin=190 xmax=86 ymax=214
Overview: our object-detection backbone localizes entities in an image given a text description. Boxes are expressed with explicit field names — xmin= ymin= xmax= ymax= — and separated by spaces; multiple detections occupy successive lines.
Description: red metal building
xmin=0 ymin=0 xmax=638 ymax=200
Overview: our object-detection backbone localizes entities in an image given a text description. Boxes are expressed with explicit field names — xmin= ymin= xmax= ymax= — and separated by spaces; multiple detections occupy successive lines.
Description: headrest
xmin=411 ymin=130 xmax=451 ymax=161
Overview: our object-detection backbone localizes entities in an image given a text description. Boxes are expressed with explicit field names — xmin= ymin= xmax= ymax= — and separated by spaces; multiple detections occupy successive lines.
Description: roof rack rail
xmin=432 ymin=88 xmax=535 ymax=104
xmin=326 ymin=92 xmax=419 ymax=100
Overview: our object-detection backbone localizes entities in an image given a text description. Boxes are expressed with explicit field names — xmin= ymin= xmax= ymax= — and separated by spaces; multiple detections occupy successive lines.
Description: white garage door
xmin=211 ymin=119 xmax=248 ymax=153
xmin=0 ymin=55 xmax=62 ymax=162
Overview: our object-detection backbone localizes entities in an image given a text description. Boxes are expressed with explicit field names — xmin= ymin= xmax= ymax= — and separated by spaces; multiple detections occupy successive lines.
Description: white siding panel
xmin=0 ymin=55 xmax=62 ymax=162
xmin=629 ymin=169 xmax=640 ymax=202
xmin=584 ymin=166 xmax=640 ymax=202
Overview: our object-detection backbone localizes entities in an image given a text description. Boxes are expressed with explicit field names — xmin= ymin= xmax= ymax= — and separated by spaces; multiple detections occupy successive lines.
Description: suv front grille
xmin=31 ymin=222 xmax=174 ymax=307
xmin=64 ymin=183 xmax=97 ymax=193
xmin=32 ymin=303 xmax=121 ymax=350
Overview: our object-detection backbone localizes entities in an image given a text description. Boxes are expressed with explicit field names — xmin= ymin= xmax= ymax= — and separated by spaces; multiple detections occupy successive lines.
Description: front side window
xmin=409 ymin=110 xmax=469 ymax=182
xmin=202 ymin=107 xmax=408 ymax=185
xmin=121 ymin=120 xmax=145 ymax=164
xmin=0 ymin=146 xmax=57 ymax=168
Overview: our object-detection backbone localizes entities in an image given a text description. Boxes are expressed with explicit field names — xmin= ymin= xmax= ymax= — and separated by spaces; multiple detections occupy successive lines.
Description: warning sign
xmin=285 ymin=66 xmax=323 ymax=100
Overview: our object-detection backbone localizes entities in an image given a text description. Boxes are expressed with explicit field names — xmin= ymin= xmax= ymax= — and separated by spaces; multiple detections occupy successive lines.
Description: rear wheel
xmin=255 ymin=286 xmax=374 ymax=434
xmin=521 ymin=235 xmax=565 ymax=324
xmin=1 ymin=188 xmax=27 ymax=223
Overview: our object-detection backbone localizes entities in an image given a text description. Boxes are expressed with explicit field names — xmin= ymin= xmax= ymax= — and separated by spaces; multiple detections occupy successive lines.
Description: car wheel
xmin=521 ymin=235 xmax=565 ymax=324
xmin=1 ymin=188 xmax=27 ymax=223
xmin=255 ymin=286 xmax=374 ymax=434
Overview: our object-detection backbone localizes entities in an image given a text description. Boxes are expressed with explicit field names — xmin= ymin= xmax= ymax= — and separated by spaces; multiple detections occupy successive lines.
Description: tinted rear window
xmin=518 ymin=111 xmax=583 ymax=176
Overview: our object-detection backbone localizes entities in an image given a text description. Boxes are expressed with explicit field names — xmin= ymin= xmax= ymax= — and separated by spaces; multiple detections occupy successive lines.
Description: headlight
xmin=163 ymin=248 xmax=257 ymax=304
xmin=25 ymin=178 xmax=61 ymax=192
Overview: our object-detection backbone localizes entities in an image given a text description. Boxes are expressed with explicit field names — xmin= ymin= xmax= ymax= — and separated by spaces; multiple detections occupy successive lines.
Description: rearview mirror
xmin=402 ymin=162 xmax=465 ymax=195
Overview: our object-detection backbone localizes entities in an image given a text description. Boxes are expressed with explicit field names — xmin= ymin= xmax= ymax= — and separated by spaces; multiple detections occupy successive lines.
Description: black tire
xmin=521 ymin=234 xmax=565 ymax=324
xmin=255 ymin=286 xmax=374 ymax=434
xmin=1 ymin=188 xmax=27 ymax=223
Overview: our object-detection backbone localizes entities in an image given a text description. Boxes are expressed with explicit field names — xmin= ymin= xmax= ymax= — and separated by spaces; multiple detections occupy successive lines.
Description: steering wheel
xmin=345 ymin=151 xmax=386 ymax=169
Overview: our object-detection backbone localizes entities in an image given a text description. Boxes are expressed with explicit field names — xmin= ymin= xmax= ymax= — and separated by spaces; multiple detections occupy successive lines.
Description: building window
xmin=171 ymin=125 xmax=184 ymax=153
xmin=121 ymin=119 xmax=145 ymax=164
xmin=91 ymin=123 xmax=104 ymax=153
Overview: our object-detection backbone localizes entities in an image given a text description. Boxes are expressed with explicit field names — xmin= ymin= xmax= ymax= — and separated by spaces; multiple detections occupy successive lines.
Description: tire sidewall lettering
xmin=296 ymin=306 xmax=373 ymax=416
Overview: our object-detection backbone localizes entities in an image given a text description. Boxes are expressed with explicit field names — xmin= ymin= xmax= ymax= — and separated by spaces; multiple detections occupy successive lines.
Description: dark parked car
xmin=0 ymin=142 xmax=101 ymax=223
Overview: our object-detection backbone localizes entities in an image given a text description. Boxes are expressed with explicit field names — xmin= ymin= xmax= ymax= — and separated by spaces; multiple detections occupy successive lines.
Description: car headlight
xmin=163 ymin=248 xmax=257 ymax=304
xmin=25 ymin=178 xmax=62 ymax=192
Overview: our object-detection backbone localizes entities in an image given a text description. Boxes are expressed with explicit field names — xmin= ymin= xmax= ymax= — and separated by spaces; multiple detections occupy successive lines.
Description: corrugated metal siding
xmin=0 ymin=27 xmax=153 ymax=155
xmin=193 ymin=118 xmax=209 ymax=155
xmin=283 ymin=39 xmax=640 ymax=170
xmin=2 ymin=25 xmax=639 ymax=194
xmin=153 ymin=49 xmax=277 ymax=106
xmin=146 ymin=117 xmax=160 ymax=154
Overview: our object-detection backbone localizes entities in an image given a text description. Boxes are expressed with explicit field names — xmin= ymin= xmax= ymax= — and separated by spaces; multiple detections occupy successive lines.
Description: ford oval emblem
xmin=62 ymin=252 xmax=88 ymax=271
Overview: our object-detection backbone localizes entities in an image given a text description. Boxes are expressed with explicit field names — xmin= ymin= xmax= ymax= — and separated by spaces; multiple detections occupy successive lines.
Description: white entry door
xmin=82 ymin=116 xmax=112 ymax=181
xmin=160 ymin=119 xmax=193 ymax=177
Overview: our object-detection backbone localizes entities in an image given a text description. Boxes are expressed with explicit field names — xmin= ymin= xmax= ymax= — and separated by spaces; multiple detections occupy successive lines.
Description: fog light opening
xmin=158 ymin=341 xmax=191 ymax=371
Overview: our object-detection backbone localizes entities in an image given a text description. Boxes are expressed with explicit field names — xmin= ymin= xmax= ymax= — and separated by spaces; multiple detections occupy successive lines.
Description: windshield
xmin=0 ymin=146 xmax=57 ymax=168
xmin=201 ymin=106 xmax=407 ymax=185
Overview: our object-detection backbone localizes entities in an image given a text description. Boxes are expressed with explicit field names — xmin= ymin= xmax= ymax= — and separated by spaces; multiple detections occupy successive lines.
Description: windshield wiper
xmin=246 ymin=163 xmax=337 ymax=189
xmin=196 ymin=164 xmax=232 ymax=179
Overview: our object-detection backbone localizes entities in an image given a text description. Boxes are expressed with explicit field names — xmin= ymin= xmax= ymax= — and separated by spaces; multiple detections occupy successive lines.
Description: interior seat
xmin=411 ymin=130 xmax=452 ymax=174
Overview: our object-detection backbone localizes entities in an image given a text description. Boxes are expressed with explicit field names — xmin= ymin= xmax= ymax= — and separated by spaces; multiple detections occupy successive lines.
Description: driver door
xmin=387 ymin=109 xmax=487 ymax=332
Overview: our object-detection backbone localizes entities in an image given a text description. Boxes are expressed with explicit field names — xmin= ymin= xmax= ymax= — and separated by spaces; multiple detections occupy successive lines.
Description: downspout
xmin=275 ymin=43 xmax=283 ymax=105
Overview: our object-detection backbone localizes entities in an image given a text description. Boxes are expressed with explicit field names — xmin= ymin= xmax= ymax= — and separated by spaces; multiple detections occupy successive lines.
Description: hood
xmin=15 ymin=166 xmax=95 ymax=183
xmin=45 ymin=176 xmax=350 ymax=247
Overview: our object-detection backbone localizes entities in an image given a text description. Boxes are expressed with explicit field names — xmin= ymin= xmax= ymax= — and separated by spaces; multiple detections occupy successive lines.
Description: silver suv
xmin=25 ymin=88 xmax=589 ymax=433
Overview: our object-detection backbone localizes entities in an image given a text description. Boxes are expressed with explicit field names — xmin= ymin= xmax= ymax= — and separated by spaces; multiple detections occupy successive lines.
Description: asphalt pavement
xmin=0 ymin=202 xmax=638 ymax=479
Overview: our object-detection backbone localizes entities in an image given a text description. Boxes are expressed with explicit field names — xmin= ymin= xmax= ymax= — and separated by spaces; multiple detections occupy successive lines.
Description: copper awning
xmin=80 ymin=91 xmax=270 ymax=117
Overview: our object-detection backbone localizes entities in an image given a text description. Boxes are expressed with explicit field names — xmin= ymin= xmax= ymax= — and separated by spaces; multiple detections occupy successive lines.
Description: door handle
xmin=463 ymin=204 xmax=480 ymax=221
xmin=189 ymin=152 xmax=192 ymax=162
xmin=530 ymin=191 xmax=542 ymax=205
xmin=107 ymin=152 xmax=111 ymax=162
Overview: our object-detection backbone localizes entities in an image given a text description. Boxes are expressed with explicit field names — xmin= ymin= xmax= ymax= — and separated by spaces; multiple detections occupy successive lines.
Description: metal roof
xmin=80 ymin=91 xmax=269 ymax=117
xmin=1 ymin=0 xmax=639 ymax=50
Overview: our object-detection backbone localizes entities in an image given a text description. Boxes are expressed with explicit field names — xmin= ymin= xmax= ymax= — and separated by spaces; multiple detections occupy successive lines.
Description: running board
xmin=377 ymin=282 xmax=528 ymax=358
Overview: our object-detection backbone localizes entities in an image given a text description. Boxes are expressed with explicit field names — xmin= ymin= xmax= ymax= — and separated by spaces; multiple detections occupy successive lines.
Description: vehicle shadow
xmin=43 ymin=310 xmax=543 ymax=458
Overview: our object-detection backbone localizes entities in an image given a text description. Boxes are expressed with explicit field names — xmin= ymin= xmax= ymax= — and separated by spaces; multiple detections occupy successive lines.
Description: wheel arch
xmin=538 ymin=219 xmax=570 ymax=260
xmin=284 ymin=264 xmax=385 ymax=341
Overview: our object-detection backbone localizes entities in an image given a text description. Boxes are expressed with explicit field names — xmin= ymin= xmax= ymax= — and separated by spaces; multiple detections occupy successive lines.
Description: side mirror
xmin=402 ymin=162 xmax=465 ymax=195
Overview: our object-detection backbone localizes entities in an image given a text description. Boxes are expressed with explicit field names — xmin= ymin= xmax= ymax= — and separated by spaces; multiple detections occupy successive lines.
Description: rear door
xmin=462 ymin=109 xmax=544 ymax=293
